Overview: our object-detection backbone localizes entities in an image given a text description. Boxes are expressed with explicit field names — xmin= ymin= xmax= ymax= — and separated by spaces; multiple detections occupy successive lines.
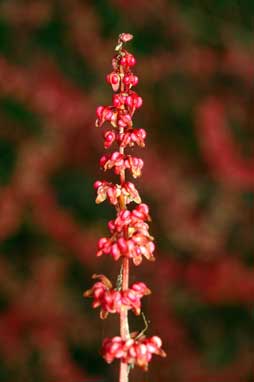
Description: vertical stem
xmin=120 ymin=257 xmax=130 ymax=336
xmin=120 ymin=262 xmax=130 ymax=381
xmin=118 ymin=185 xmax=130 ymax=382
xmin=119 ymin=362 xmax=129 ymax=382
xmin=119 ymin=256 xmax=130 ymax=382
xmin=118 ymin=60 xmax=130 ymax=380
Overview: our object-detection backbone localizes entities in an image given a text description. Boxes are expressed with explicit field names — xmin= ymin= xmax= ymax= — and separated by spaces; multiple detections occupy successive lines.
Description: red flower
xmin=101 ymin=335 xmax=166 ymax=370
xmin=84 ymin=275 xmax=151 ymax=318
xmin=99 ymin=152 xmax=144 ymax=178
xmin=96 ymin=204 xmax=155 ymax=265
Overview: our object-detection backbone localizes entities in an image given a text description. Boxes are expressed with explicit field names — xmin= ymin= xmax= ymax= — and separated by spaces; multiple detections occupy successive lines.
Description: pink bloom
xmin=101 ymin=335 xmax=166 ymax=370
xmin=99 ymin=152 xmax=144 ymax=178
xmin=84 ymin=276 xmax=151 ymax=318
xmin=94 ymin=181 xmax=141 ymax=206
xmin=119 ymin=33 xmax=133 ymax=43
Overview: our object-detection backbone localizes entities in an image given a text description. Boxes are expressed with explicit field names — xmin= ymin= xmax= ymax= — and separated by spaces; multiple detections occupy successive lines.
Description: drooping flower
xmin=84 ymin=275 xmax=151 ymax=318
xmin=101 ymin=335 xmax=166 ymax=370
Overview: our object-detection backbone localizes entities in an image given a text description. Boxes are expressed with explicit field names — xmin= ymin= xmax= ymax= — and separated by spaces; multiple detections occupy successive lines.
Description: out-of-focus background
xmin=0 ymin=1 xmax=253 ymax=381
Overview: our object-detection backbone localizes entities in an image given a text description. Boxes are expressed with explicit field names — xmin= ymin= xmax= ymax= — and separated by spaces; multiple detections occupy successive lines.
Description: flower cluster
xmin=102 ymin=335 xmax=166 ymax=371
xmin=97 ymin=204 xmax=155 ymax=265
xmin=99 ymin=152 xmax=144 ymax=178
xmin=84 ymin=274 xmax=151 ymax=319
xmin=103 ymin=128 xmax=146 ymax=149
xmin=94 ymin=181 xmax=141 ymax=205
xmin=84 ymin=33 xmax=165 ymax=380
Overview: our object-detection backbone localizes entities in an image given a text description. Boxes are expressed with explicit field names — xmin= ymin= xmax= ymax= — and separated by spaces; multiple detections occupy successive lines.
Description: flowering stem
xmin=85 ymin=33 xmax=166 ymax=382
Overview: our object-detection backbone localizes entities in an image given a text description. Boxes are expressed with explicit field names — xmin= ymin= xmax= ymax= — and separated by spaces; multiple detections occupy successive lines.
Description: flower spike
xmin=84 ymin=33 xmax=165 ymax=382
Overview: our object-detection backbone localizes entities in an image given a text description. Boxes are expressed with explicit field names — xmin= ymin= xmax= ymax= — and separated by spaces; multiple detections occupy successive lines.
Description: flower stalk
xmin=84 ymin=33 xmax=166 ymax=382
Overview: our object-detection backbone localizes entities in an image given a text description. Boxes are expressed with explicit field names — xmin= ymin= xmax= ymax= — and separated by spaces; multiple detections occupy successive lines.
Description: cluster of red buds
xmin=103 ymin=128 xmax=146 ymax=149
xmin=94 ymin=180 xmax=141 ymax=205
xmin=84 ymin=274 xmax=151 ymax=319
xmin=84 ymin=33 xmax=166 ymax=382
xmin=102 ymin=335 xmax=166 ymax=371
xmin=99 ymin=152 xmax=144 ymax=178
xmin=97 ymin=203 xmax=155 ymax=266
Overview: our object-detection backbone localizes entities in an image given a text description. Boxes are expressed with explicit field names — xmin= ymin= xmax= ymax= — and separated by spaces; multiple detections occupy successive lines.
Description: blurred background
xmin=0 ymin=0 xmax=253 ymax=381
